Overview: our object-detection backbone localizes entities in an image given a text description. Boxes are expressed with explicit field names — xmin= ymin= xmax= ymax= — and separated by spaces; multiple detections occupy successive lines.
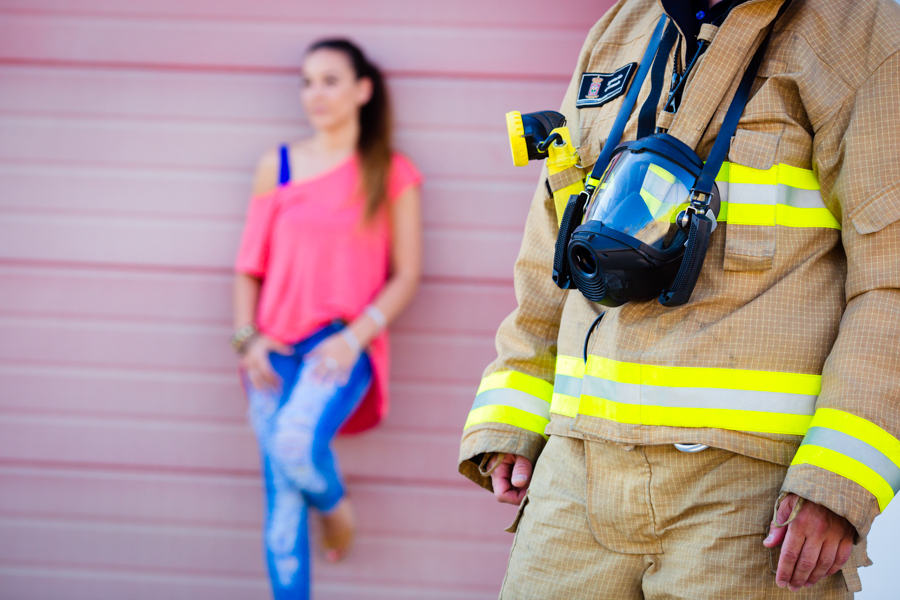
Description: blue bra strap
xmin=278 ymin=144 xmax=291 ymax=185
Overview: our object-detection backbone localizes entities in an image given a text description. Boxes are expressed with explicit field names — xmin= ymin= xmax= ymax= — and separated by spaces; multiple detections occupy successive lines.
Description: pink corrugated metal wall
xmin=0 ymin=1 xmax=608 ymax=598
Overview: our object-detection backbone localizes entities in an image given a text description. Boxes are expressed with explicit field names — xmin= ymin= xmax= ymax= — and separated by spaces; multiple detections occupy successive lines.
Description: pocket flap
xmin=851 ymin=179 xmax=900 ymax=234
xmin=728 ymin=128 xmax=782 ymax=171
xmin=504 ymin=493 xmax=530 ymax=534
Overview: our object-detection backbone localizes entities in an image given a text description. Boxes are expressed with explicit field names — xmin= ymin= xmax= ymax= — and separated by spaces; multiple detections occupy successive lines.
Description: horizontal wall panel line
xmin=0 ymin=362 xmax=489 ymax=391
xmin=0 ymin=358 xmax=492 ymax=387
xmin=0 ymin=14 xmax=584 ymax=79
xmin=0 ymin=257 xmax=516 ymax=285
xmin=0 ymin=0 xmax=608 ymax=28
xmin=0 ymin=56 xmax=574 ymax=86
xmin=0 ymin=2 xmax=595 ymax=31
xmin=0 ymin=565 xmax=500 ymax=600
xmin=0 ymin=458 xmax=482 ymax=488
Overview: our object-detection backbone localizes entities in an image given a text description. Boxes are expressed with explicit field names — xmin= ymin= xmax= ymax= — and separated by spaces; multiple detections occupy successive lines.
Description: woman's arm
xmin=349 ymin=184 xmax=423 ymax=346
xmin=232 ymin=150 xmax=292 ymax=391
xmin=308 ymin=184 xmax=423 ymax=380
xmin=233 ymin=272 xmax=262 ymax=331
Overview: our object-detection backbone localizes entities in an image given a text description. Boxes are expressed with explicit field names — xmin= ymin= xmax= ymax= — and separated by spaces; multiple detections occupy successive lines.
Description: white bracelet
xmin=340 ymin=327 xmax=362 ymax=354
xmin=364 ymin=304 xmax=387 ymax=330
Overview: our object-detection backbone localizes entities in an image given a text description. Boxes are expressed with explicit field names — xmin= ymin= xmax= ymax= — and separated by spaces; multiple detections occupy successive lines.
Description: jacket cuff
xmin=458 ymin=423 xmax=547 ymax=492
xmin=780 ymin=463 xmax=881 ymax=540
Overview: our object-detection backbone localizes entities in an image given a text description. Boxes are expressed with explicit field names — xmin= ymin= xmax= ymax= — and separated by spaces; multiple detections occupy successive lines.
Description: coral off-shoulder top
xmin=235 ymin=150 xmax=423 ymax=434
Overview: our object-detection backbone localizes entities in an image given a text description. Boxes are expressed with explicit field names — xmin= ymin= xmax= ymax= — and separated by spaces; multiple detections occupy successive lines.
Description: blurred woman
xmin=231 ymin=38 xmax=422 ymax=599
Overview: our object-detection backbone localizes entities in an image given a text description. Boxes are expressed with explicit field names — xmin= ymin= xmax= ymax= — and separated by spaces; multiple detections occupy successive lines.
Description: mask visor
xmin=583 ymin=148 xmax=700 ymax=252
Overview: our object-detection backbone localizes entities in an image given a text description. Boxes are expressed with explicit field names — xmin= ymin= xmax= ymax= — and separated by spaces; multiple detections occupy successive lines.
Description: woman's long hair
xmin=307 ymin=39 xmax=393 ymax=221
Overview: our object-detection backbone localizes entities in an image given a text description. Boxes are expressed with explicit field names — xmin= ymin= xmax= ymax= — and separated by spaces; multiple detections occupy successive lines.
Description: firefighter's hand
xmin=763 ymin=493 xmax=855 ymax=591
xmin=487 ymin=453 xmax=532 ymax=505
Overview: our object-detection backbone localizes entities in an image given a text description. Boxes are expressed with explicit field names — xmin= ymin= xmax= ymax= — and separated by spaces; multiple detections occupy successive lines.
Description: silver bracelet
xmin=364 ymin=304 xmax=387 ymax=330
xmin=340 ymin=327 xmax=362 ymax=354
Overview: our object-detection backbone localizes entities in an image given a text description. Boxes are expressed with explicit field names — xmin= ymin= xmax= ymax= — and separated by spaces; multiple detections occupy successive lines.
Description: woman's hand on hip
xmin=240 ymin=334 xmax=293 ymax=391
xmin=305 ymin=332 xmax=360 ymax=384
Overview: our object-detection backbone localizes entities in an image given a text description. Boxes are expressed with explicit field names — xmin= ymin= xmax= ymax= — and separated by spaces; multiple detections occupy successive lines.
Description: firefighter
xmin=458 ymin=0 xmax=900 ymax=597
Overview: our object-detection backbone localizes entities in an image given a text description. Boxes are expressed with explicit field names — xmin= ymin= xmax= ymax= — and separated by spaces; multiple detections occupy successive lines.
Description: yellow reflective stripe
xmin=721 ymin=162 xmax=820 ymax=190
xmin=792 ymin=445 xmax=895 ymax=512
xmin=718 ymin=202 xmax=841 ymax=229
xmin=711 ymin=162 xmax=838 ymax=229
xmin=578 ymin=395 xmax=813 ymax=435
xmin=556 ymin=355 xmax=585 ymax=378
xmin=551 ymin=355 xmax=585 ymax=417
xmin=812 ymin=408 xmax=900 ymax=468
xmin=794 ymin=408 xmax=900 ymax=509
xmin=585 ymin=356 xmax=821 ymax=395
xmin=464 ymin=405 xmax=549 ymax=436
xmin=550 ymin=393 xmax=580 ymax=418
xmin=578 ymin=355 xmax=818 ymax=435
xmin=476 ymin=370 xmax=553 ymax=401
xmin=775 ymin=205 xmax=841 ymax=228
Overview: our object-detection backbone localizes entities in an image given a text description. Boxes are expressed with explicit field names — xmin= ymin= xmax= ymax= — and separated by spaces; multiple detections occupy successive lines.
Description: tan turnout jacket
xmin=459 ymin=0 xmax=900 ymax=540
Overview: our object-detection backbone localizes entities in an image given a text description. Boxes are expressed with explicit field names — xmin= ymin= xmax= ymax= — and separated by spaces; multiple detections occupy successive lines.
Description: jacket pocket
xmin=722 ymin=128 xmax=783 ymax=272
xmin=504 ymin=493 xmax=530 ymax=534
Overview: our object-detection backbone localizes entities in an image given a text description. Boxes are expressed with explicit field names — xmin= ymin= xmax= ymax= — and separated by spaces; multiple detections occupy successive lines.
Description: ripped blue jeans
xmin=244 ymin=322 xmax=372 ymax=600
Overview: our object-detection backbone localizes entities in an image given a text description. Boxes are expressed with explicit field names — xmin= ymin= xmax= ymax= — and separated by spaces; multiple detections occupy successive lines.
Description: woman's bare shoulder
xmin=251 ymin=139 xmax=317 ymax=196
xmin=251 ymin=146 xmax=282 ymax=197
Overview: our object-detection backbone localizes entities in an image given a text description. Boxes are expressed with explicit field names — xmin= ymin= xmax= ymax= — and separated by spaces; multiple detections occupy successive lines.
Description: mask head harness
xmin=553 ymin=2 xmax=791 ymax=307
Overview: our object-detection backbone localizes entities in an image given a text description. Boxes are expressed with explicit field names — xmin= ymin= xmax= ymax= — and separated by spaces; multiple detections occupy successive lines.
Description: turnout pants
xmin=500 ymin=435 xmax=865 ymax=599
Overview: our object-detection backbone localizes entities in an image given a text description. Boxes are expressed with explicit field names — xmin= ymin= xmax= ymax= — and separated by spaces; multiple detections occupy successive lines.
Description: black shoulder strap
xmin=553 ymin=14 xmax=670 ymax=289
xmin=584 ymin=14 xmax=671 ymax=192
xmin=692 ymin=0 xmax=794 ymax=200
xmin=660 ymin=0 xmax=795 ymax=307
xmin=637 ymin=22 xmax=679 ymax=140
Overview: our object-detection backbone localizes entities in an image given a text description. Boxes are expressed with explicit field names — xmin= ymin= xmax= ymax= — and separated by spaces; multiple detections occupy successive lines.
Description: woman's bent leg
xmin=270 ymin=350 xmax=373 ymax=511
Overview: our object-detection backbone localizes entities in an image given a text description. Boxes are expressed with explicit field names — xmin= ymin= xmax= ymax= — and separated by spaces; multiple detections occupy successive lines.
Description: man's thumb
xmin=764 ymin=494 xmax=796 ymax=547
xmin=510 ymin=455 xmax=533 ymax=488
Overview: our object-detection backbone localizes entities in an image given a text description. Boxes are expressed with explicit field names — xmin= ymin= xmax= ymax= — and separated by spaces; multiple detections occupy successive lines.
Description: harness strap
xmin=584 ymin=15 xmax=671 ymax=193
xmin=637 ymin=22 xmax=679 ymax=140
xmin=692 ymin=0 xmax=793 ymax=199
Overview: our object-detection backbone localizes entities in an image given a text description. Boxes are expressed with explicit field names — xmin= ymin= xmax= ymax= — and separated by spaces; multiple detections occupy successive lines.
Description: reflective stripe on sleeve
xmin=791 ymin=408 xmax=900 ymax=511
xmin=577 ymin=355 xmax=819 ymax=435
xmin=714 ymin=162 xmax=841 ymax=230
xmin=464 ymin=371 xmax=553 ymax=435
xmin=550 ymin=355 xmax=585 ymax=417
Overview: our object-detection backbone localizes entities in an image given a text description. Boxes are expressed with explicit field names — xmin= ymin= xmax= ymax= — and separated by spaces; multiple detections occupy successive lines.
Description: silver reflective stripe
xmin=553 ymin=374 xmax=583 ymax=398
xmin=803 ymin=427 xmax=900 ymax=494
xmin=583 ymin=375 xmax=817 ymax=415
xmin=717 ymin=181 xmax=827 ymax=210
xmin=582 ymin=376 xmax=639 ymax=404
xmin=471 ymin=388 xmax=551 ymax=420
xmin=778 ymin=186 xmax=826 ymax=209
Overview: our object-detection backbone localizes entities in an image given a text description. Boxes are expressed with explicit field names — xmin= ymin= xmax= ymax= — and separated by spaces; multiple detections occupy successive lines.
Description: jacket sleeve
xmin=456 ymin=19 xmax=614 ymax=491
xmin=780 ymin=50 xmax=900 ymax=540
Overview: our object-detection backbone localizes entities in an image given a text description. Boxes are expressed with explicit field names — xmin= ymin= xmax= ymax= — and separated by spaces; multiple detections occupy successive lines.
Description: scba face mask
xmin=566 ymin=134 xmax=720 ymax=306
xmin=507 ymin=3 xmax=791 ymax=308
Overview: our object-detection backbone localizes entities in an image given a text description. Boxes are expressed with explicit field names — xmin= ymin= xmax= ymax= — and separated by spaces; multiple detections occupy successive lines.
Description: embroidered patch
xmin=575 ymin=64 xmax=637 ymax=109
